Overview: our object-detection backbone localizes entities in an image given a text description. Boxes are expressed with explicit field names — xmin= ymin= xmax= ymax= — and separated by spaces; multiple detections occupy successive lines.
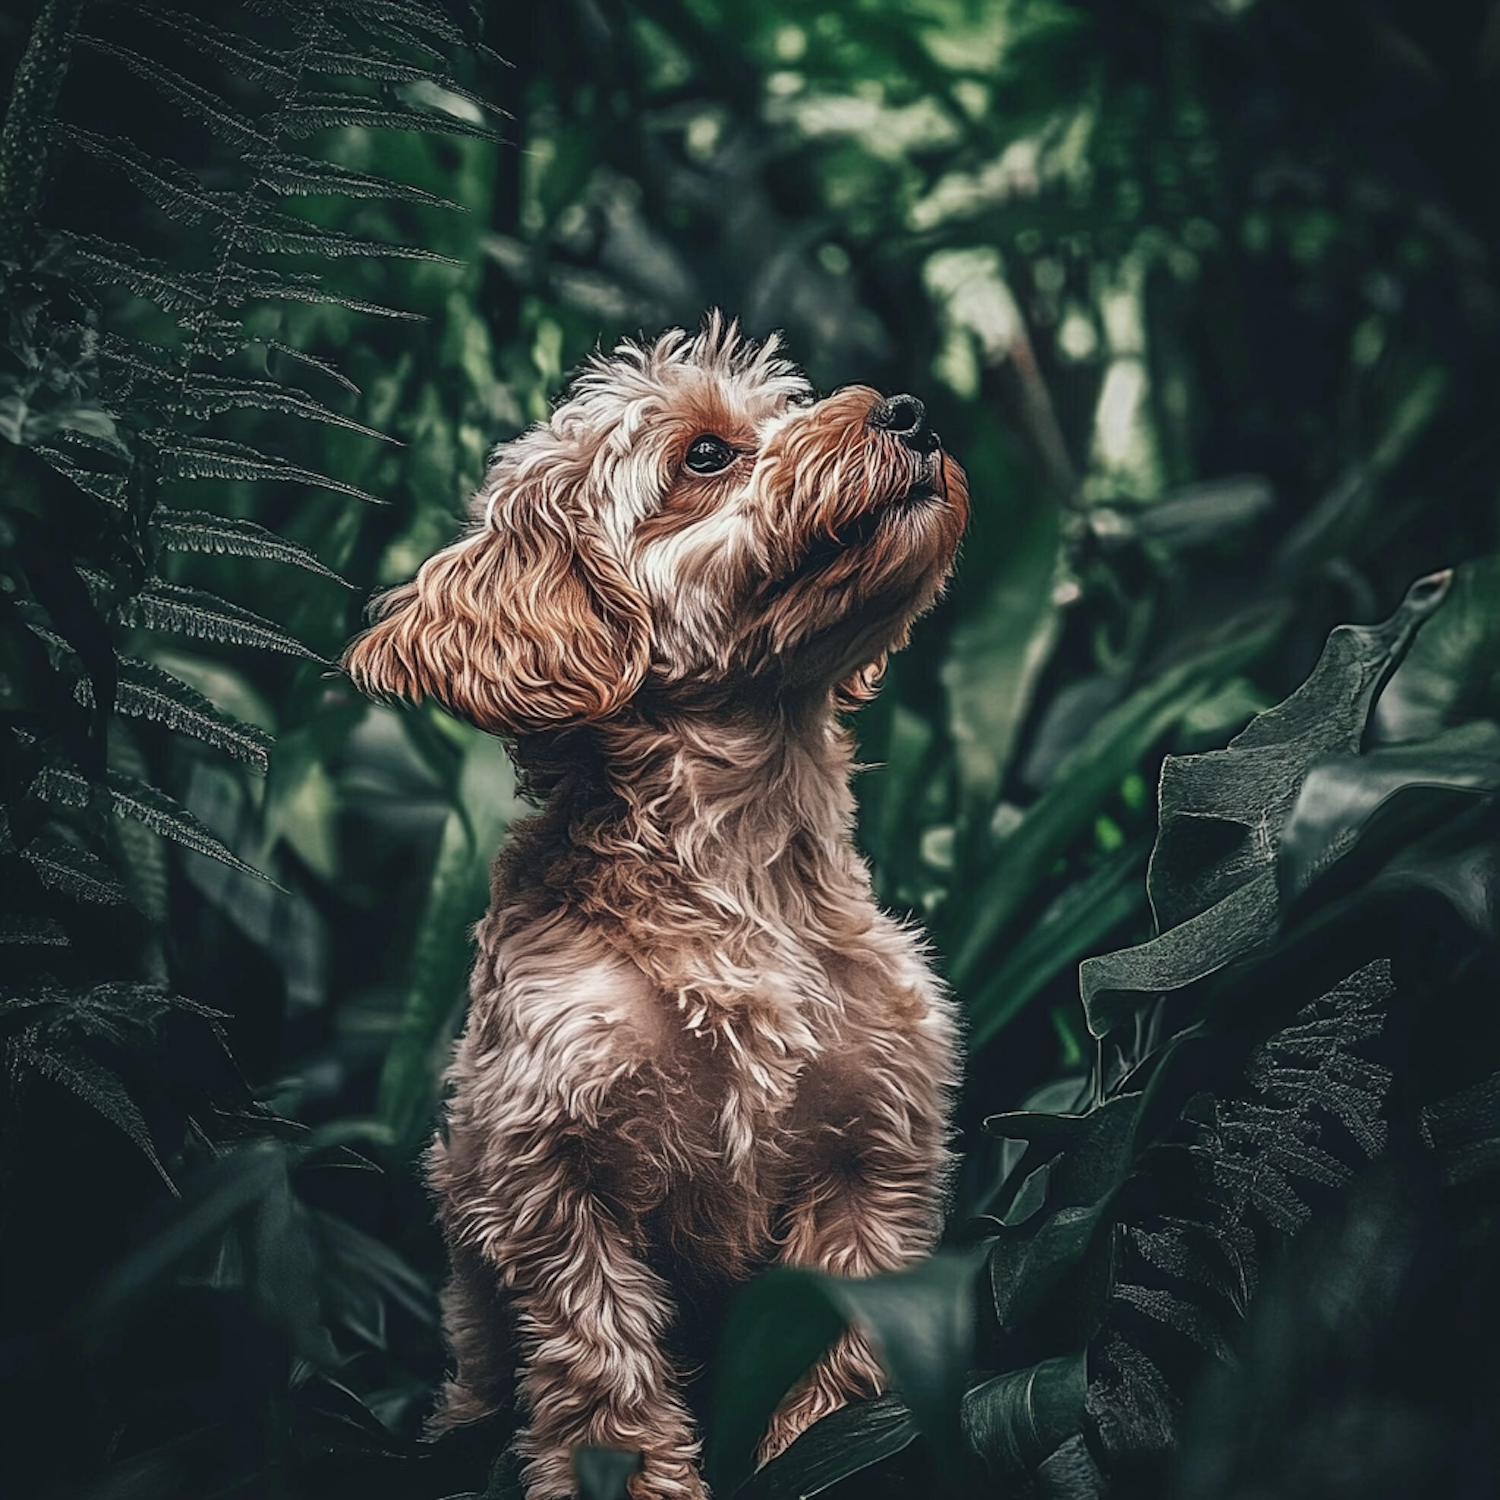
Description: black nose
xmin=868 ymin=394 xmax=936 ymax=451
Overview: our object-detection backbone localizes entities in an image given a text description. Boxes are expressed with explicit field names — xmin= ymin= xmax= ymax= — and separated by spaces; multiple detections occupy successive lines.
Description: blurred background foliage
xmin=4 ymin=0 xmax=1500 ymax=1496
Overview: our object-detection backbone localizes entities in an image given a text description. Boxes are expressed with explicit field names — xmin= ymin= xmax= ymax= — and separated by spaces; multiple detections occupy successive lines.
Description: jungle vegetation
xmin=3 ymin=2 xmax=1500 ymax=1497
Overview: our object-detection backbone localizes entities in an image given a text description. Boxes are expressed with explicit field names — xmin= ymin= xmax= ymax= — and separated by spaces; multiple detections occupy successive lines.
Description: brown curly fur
xmin=343 ymin=317 xmax=968 ymax=1500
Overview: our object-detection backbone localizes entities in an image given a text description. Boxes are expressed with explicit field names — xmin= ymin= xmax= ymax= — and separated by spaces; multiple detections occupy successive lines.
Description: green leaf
xmin=739 ymin=1396 xmax=919 ymax=1500
xmin=1078 ymin=573 xmax=1452 ymax=1038
xmin=941 ymin=500 xmax=1062 ymax=837
xmin=59 ymin=232 xmax=212 ymax=314
xmin=9 ymin=1030 xmax=176 ymax=1190
xmin=118 ymin=581 xmax=325 ymax=661
xmin=57 ymin=124 xmax=224 ymax=226
xmin=20 ymin=832 xmax=129 ymax=905
xmin=574 ymin=1449 xmax=641 ymax=1500
xmin=248 ymin=148 xmax=464 ymax=209
xmin=234 ymin=207 xmax=461 ymax=265
xmin=377 ymin=728 xmax=524 ymax=1152
xmin=152 ymin=435 xmax=379 ymax=505
xmin=278 ymin=95 xmax=500 ymax=143
xmin=708 ymin=1271 xmax=847 ymax=1498
xmin=0 ymin=914 xmax=69 ymax=946
xmin=76 ymin=37 xmax=266 ymax=149
xmin=961 ymin=1353 xmax=1087 ymax=1479
xmin=1371 ymin=556 xmax=1500 ymax=743
xmin=966 ymin=837 xmax=1148 ymax=1051
xmin=94 ymin=655 xmax=274 ymax=768
xmin=153 ymin=506 xmax=352 ymax=581
xmin=90 ymin=1141 xmax=290 ymax=1310
xmin=707 ymin=1249 xmax=984 ymax=1498
xmin=1278 ymin=723 xmax=1500 ymax=912
xmin=31 ymin=762 xmax=275 ymax=880
xmin=944 ymin=606 xmax=1287 ymax=987
xmin=171 ymin=371 xmax=393 ymax=441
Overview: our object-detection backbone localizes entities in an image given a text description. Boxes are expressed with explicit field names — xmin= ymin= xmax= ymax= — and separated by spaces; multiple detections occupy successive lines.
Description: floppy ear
xmin=343 ymin=474 xmax=651 ymax=735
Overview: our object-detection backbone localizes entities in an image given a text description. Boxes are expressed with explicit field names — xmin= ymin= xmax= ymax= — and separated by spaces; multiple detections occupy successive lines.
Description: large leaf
xmin=1079 ymin=572 xmax=1452 ymax=1039
xmin=707 ymin=1249 xmax=984 ymax=1497
xmin=740 ymin=1396 xmax=919 ymax=1500
xmin=961 ymin=1353 xmax=1088 ymax=1481
xmin=945 ymin=606 xmax=1286 ymax=987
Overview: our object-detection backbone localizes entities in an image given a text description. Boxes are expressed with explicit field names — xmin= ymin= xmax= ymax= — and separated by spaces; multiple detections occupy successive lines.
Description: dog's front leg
xmin=758 ymin=1007 xmax=957 ymax=1465
xmin=509 ymin=1172 xmax=702 ymax=1500
xmin=433 ymin=976 xmax=705 ymax=1500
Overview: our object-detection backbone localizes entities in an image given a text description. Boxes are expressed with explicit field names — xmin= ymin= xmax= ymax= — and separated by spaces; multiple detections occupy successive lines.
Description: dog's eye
xmin=684 ymin=435 xmax=736 ymax=475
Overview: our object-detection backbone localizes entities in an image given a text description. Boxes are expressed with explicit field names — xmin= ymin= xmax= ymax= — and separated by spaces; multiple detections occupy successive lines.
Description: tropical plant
xmin=5 ymin=1 xmax=1500 ymax=1498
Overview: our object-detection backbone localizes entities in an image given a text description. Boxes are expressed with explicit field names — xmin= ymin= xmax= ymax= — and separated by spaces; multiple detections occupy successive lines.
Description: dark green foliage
xmin=6 ymin=1 xmax=1500 ymax=1498
xmin=710 ymin=560 xmax=1500 ymax=1497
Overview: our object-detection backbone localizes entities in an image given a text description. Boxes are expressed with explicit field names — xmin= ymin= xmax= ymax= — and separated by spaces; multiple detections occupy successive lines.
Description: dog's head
xmin=344 ymin=316 xmax=969 ymax=734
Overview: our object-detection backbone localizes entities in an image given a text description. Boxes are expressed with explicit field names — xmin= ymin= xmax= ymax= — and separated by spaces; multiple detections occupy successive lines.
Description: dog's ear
xmin=343 ymin=471 xmax=651 ymax=735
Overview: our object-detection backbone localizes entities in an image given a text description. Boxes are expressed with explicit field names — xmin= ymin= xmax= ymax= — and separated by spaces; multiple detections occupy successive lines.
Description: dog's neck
xmin=596 ymin=690 xmax=860 ymax=874
xmin=503 ymin=688 xmax=875 ymax=956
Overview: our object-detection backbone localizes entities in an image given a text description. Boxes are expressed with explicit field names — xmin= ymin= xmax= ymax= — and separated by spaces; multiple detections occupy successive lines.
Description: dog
xmin=344 ymin=317 xmax=968 ymax=1500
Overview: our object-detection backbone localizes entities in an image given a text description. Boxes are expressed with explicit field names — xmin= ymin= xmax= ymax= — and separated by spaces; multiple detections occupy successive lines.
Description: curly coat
xmin=344 ymin=318 xmax=969 ymax=1500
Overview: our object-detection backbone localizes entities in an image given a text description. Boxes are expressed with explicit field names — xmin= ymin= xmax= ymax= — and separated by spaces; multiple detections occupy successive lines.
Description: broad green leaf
xmin=707 ymin=1270 xmax=847 ymax=1498
xmin=944 ymin=606 xmax=1286 ymax=986
xmin=941 ymin=495 xmax=1062 ymax=838
xmin=961 ymin=1353 xmax=1087 ymax=1479
xmin=1278 ymin=723 xmax=1500 ymax=911
xmin=1080 ymin=573 xmax=1452 ymax=1037
xmin=574 ymin=1449 xmax=640 ymax=1500
xmin=707 ymin=1249 xmax=984 ymax=1497
xmin=966 ymin=837 xmax=1147 ymax=1050
xmin=740 ymin=1395 xmax=919 ymax=1500
xmin=90 ymin=1142 xmax=289 ymax=1310
xmin=1371 ymin=555 xmax=1500 ymax=743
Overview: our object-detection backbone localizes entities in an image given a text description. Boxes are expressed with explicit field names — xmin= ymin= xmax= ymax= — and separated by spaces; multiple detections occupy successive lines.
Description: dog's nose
xmin=868 ymin=394 xmax=936 ymax=452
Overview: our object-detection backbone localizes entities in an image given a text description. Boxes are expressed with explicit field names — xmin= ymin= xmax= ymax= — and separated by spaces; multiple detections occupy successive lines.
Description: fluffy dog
xmin=344 ymin=317 xmax=968 ymax=1500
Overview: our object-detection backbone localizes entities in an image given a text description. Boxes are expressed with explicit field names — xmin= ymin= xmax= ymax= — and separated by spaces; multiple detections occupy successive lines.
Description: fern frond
xmin=215 ymin=262 xmax=424 ymax=320
xmin=76 ymin=36 xmax=267 ymax=151
xmin=153 ymin=506 xmax=350 ymax=582
xmin=234 ymin=208 xmax=461 ymax=265
xmin=129 ymin=6 xmax=298 ymax=94
xmin=31 ymin=762 xmax=272 ymax=879
xmin=32 ymin=440 xmax=128 ymax=509
xmin=21 ymin=832 xmax=129 ymax=905
xmin=117 ymin=581 xmax=325 ymax=662
xmin=152 ymin=435 xmax=378 ymax=504
xmin=302 ymin=45 xmax=491 ymax=114
xmin=78 ymin=656 xmax=273 ymax=769
xmin=0 ymin=914 xmax=69 ymax=946
xmin=258 ymin=339 xmax=359 ymax=393
xmin=57 ymin=124 xmax=224 ymax=227
xmin=62 ymin=232 xmax=211 ymax=314
xmin=107 ymin=769 xmax=271 ymax=879
xmin=344 ymin=0 xmax=467 ymax=53
xmin=172 ymin=371 xmax=392 ymax=440
xmin=247 ymin=148 xmax=462 ymax=210
xmin=278 ymin=95 xmax=499 ymax=143
xmin=9 ymin=1028 xmax=176 ymax=1190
